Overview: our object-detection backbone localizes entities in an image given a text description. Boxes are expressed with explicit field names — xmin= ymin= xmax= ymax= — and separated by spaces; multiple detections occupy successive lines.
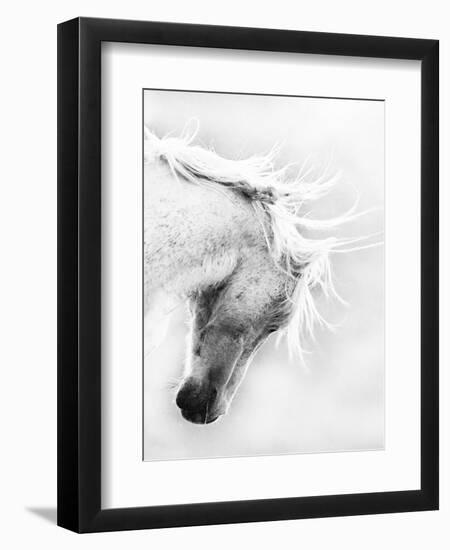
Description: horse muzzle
xmin=180 ymin=408 xmax=220 ymax=424
xmin=175 ymin=378 xmax=222 ymax=424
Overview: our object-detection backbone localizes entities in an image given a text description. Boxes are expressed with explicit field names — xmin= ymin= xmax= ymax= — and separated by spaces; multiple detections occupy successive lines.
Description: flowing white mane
xmin=144 ymin=123 xmax=378 ymax=359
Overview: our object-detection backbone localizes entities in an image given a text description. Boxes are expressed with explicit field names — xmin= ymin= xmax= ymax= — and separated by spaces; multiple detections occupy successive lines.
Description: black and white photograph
xmin=143 ymin=89 xmax=384 ymax=461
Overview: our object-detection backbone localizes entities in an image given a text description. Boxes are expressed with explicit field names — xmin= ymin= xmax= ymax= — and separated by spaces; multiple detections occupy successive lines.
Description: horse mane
xmin=144 ymin=122 xmax=378 ymax=360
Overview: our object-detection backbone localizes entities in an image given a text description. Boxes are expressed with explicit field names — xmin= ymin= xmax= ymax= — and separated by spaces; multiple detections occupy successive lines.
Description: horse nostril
xmin=175 ymin=378 xmax=203 ymax=410
xmin=175 ymin=380 xmax=219 ymax=412
xmin=175 ymin=384 xmax=192 ymax=410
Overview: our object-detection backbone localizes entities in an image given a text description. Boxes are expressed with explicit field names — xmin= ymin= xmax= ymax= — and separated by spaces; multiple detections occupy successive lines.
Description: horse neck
xmin=144 ymin=161 xmax=260 ymax=305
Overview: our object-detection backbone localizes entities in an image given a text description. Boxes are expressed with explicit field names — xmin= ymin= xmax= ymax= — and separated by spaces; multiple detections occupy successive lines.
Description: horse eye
xmin=265 ymin=323 xmax=279 ymax=335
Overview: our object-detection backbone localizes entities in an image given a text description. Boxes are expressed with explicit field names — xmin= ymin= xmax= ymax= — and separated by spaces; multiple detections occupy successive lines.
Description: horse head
xmin=175 ymin=248 xmax=296 ymax=424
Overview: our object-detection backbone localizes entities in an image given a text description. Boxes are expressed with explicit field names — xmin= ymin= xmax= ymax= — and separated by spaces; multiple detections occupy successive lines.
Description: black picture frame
xmin=57 ymin=16 xmax=439 ymax=533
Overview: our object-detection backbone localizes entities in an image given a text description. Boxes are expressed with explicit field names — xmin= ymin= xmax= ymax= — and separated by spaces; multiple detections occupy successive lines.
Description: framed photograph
xmin=57 ymin=17 xmax=439 ymax=532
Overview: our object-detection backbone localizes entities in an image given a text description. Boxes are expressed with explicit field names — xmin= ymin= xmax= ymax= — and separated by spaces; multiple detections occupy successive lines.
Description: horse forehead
xmin=213 ymin=265 xmax=289 ymax=325
xmin=233 ymin=249 xmax=289 ymax=293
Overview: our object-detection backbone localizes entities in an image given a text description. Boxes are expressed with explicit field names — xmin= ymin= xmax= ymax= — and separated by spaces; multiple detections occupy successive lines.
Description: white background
xmin=142 ymin=92 xmax=386 ymax=462
xmin=0 ymin=1 xmax=448 ymax=548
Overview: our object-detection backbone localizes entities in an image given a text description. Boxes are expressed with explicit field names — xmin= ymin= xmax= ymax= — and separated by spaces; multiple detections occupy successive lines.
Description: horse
xmin=143 ymin=124 xmax=376 ymax=425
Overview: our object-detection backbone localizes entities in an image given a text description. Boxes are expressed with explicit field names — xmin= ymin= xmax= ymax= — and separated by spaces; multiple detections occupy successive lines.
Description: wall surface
xmin=0 ymin=1 xmax=447 ymax=548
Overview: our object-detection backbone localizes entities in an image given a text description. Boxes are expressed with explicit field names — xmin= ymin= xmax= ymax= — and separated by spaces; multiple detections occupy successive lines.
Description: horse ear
xmin=180 ymin=117 xmax=200 ymax=143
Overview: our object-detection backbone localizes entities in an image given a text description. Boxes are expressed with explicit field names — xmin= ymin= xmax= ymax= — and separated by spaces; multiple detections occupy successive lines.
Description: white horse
xmin=144 ymin=125 xmax=375 ymax=424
